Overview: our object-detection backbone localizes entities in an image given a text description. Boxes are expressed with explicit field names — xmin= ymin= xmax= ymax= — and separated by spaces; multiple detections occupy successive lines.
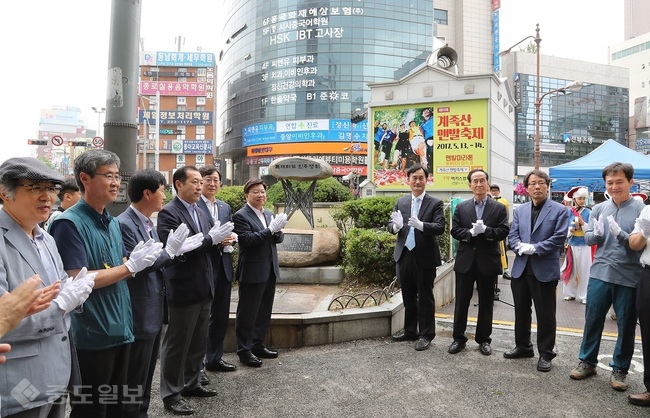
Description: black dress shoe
xmin=448 ymin=341 xmax=466 ymax=354
xmin=252 ymin=347 xmax=278 ymax=359
xmin=239 ymin=351 xmax=263 ymax=367
xmin=414 ymin=338 xmax=431 ymax=351
xmin=206 ymin=358 xmax=237 ymax=372
xmin=537 ymin=357 xmax=552 ymax=372
xmin=198 ymin=369 xmax=210 ymax=385
xmin=479 ymin=342 xmax=492 ymax=356
xmin=164 ymin=398 xmax=194 ymax=415
xmin=391 ymin=330 xmax=419 ymax=342
xmin=503 ymin=347 xmax=535 ymax=359
xmin=181 ymin=385 xmax=218 ymax=398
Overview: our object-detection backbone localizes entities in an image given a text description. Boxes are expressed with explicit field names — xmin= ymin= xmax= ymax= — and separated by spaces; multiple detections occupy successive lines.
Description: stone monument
xmin=268 ymin=157 xmax=341 ymax=270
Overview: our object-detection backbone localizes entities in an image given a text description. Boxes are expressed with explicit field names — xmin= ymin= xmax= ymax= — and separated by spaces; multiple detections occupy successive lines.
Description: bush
xmin=330 ymin=196 xmax=398 ymax=235
xmin=266 ymin=178 xmax=353 ymax=206
xmin=343 ymin=228 xmax=396 ymax=285
xmin=215 ymin=185 xmax=247 ymax=213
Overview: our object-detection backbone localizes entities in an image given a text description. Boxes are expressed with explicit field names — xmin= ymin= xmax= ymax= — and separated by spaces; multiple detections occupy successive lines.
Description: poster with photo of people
xmin=371 ymin=100 xmax=489 ymax=190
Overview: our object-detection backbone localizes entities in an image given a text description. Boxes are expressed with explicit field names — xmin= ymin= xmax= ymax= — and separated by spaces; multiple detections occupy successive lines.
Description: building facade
xmin=216 ymin=0 xmax=494 ymax=184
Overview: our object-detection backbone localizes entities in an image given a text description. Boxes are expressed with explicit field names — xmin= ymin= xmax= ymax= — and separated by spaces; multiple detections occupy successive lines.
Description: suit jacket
xmin=233 ymin=205 xmax=284 ymax=283
xmin=508 ymin=198 xmax=570 ymax=282
xmin=388 ymin=193 xmax=445 ymax=270
xmin=197 ymin=197 xmax=234 ymax=282
xmin=117 ymin=206 xmax=173 ymax=339
xmin=157 ymin=197 xmax=215 ymax=305
xmin=451 ymin=197 xmax=510 ymax=276
xmin=0 ymin=210 xmax=71 ymax=416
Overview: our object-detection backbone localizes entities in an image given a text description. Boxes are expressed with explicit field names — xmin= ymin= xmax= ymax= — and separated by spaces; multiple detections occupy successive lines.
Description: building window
xmin=176 ymin=126 xmax=186 ymax=140
xmin=197 ymin=97 xmax=206 ymax=106
xmin=177 ymin=97 xmax=187 ymax=106
xmin=197 ymin=68 xmax=207 ymax=76
xmin=434 ymin=9 xmax=448 ymax=25
xmin=196 ymin=126 xmax=206 ymax=135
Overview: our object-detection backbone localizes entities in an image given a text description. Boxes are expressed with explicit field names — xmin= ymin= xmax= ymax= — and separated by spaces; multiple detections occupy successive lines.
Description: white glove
xmin=53 ymin=267 xmax=97 ymax=314
xmin=636 ymin=218 xmax=650 ymax=239
xmin=164 ymin=223 xmax=190 ymax=258
xmin=390 ymin=211 xmax=404 ymax=231
xmin=125 ymin=239 xmax=164 ymax=274
xmin=269 ymin=213 xmax=288 ymax=234
xmin=607 ymin=215 xmax=621 ymax=237
xmin=208 ymin=221 xmax=235 ymax=245
xmin=174 ymin=232 xmax=205 ymax=258
xmin=408 ymin=216 xmax=424 ymax=231
xmin=470 ymin=221 xmax=486 ymax=236
xmin=593 ymin=216 xmax=604 ymax=237
xmin=223 ymin=232 xmax=238 ymax=253
xmin=517 ymin=243 xmax=535 ymax=256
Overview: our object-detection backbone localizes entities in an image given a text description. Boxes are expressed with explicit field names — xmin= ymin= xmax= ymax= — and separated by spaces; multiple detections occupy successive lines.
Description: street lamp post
xmin=91 ymin=106 xmax=106 ymax=138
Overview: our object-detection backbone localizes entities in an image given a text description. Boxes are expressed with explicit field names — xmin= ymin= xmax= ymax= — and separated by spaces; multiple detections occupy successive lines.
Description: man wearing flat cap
xmin=49 ymin=150 xmax=163 ymax=417
xmin=0 ymin=157 xmax=96 ymax=418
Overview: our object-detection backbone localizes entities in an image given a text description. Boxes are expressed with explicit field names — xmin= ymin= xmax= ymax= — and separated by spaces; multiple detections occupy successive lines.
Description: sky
xmin=0 ymin=0 xmax=624 ymax=163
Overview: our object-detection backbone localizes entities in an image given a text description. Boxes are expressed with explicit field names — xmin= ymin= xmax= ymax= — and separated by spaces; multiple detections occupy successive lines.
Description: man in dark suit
xmin=448 ymin=169 xmax=509 ymax=356
xmin=388 ymin=164 xmax=445 ymax=351
xmin=118 ymin=169 xmax=203 ymax=418
xmin=198 ymin=165 xmax=238 ymax=375
xmin=233 ymin=178 xmax=287 ymax=367
xmin=157 ymin=166 xmax=234 ymax=415
xmin=505 ymin=169 xmax=570 ymax=372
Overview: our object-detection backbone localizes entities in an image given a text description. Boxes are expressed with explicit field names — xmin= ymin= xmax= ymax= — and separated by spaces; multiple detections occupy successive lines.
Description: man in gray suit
xmin=118 ymin=169 xmax=203 ymax=418
xmin=0 ymin=157 xmax=96 ymax=418
xmin=388 ymin=164 xmax=445 ymax=351
xmin=505 ymin=169 xmax=570 ymax=372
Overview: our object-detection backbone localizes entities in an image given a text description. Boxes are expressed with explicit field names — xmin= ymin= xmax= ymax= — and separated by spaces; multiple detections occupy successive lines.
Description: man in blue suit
xmin=198 ymin=166 xmax=238 ymax=376
xmin=505 ymin=169 xmax=570 ymax=372
xmin=118 ymin=169 xmax=203 ymax=418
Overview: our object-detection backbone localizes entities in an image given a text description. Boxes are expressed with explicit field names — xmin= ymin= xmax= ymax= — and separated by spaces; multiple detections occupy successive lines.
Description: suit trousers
xmin=579 ymin=277 xmax=637 ymax=371
xmin=205 ymin=266 xmax=233 ymax=367
xmin=236 ymin=273 xmax=277 ymax=353
xmin=511 ymin=272 xmax=558 ymax=360
xmin=7 ymin=399 xmax=66 ymax=418
xmin=637 ymin=268 xmax=650 ymax=390
xmin=453 ymin=262 xmax=495 ymax=344
xmin=160 ymin=299 xmax=211 ymax=404
xmin=396 ymin=249 xmax=436 ymax=340
xmin=122 ymin=328 xmax=162 ymax=418
xmin=69 ymin=343 xmax=131 ymax=418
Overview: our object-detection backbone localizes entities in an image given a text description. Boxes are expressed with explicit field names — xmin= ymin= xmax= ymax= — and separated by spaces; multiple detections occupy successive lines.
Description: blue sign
xmin=183 ymin=140 xmax=213 ymax=154
xmin=242 ymin=119 xmax=369 ymax=146
xmin=140 ymin=51 xmax=215 ymax=68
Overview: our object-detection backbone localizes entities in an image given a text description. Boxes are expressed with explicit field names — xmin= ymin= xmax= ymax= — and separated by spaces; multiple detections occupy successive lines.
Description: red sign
xmin=51 ymin=135 xmax=63 ymax=146
xmin=92 ymin=137 xmax=104 ymax=148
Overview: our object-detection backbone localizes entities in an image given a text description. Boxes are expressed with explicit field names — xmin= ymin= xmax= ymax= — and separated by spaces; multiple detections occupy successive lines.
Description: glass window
xmin=434 ymin=9 xmax=448 ymax=25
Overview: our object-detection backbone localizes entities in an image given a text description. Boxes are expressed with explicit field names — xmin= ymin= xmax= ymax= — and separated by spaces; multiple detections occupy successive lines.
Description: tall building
xmin=624 ymin=0 xmax=650 ymax=40
xmin=35 ymin=106 xmax=90 ymax=176
xmin=216 ymin=0 xmax=493 ymax=184
xmin=500 ymin=51 xmax=629 ymax=182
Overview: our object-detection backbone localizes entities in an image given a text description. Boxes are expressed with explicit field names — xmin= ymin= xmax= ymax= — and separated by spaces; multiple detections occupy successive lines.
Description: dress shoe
xmin=198 ymin=369 xmax=210 ymax=385
xmin=502 ymin=271 xmax=512 ymax=280
xmin=181 ymin=385 xmax=218 ymax=398
xmin=205 ymin=358 xmax=237 ymax=372
xmin=503 ymin=347 xmax=535 ymax=359
xmin=537 ymin=357 xmax=552 ymax=372
xmin=164 ymin=398 xmax=194 ymax=416
xmin=447 ymin=341 xmax=466 ymax=354
xmin=252 ymin=347 xmax=279 ymax=359
xmin=414 ymin=338 xmax=431 ymax=351
xmin=628 ymin=391 xmax=650 ymax=407
xmin=479 ymin=342 xmax=492 ymax=356
xmin=239 ymin=351 xmax=263 ymax=367
xmin=391 ymin=330 xmax=418 ymax=342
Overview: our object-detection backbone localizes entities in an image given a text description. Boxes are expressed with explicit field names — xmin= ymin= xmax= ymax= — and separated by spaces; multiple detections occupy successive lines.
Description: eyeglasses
xmin=528 ymin=181 xmax=547 ymax=187
xmin=203 ymin=177 xmax=221 ymax=184
xmin=21 ymin=183 xmax=62 ymax=196
xmin=94 ymin=173 xmax=121 ymax=182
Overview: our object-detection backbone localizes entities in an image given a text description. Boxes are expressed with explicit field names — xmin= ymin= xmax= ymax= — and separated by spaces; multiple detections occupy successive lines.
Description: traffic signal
xmin=68 ymin=141 xmax=87 ymax=147
xmin=27 ymin=140 xmax=48 ymax=146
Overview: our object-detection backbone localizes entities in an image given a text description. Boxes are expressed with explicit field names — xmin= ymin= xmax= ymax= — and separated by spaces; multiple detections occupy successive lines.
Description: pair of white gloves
xmin=390 ymin=211 xmax=424 ymax=232
xmin=592 ymin=215 xmax=622 ymax=237
xmin=469 ymin=219 xmax=487 ymax=237
xmin=269 ymin=213 xmax=288 ymax=234
xmin=516 ymin=242 xmax=536 ymax=256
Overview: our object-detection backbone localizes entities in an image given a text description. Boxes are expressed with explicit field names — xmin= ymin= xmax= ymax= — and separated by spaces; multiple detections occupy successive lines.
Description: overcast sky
xmin=0 ymin=0 xmax=624 ymax=163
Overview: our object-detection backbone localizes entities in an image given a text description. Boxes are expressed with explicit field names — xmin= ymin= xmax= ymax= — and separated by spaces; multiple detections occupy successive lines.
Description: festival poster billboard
xmin=371 ymin=99 xmax=488 ymax=191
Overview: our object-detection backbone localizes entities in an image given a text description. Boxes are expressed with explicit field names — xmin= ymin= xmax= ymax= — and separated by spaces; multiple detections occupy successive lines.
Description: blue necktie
xmin=405 ymin=197 xmax=420 ymax=250
xmin=190 ymin=204 xmax=201 ymax=231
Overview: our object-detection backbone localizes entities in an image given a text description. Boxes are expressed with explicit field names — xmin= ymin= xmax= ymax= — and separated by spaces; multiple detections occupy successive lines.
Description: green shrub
xmin=343 ymin=228 xmax=396 ymax=285
xmin=215 ymin=185 xmax=247 ymax=213
xmin=330 ymin=196 xmax=398 ymax=235
xmin=266 ymin=178 xmax=353 ymax=206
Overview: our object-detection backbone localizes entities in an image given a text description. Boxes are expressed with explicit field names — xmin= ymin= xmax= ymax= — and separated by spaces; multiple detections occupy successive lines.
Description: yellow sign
xmin=370 ymin=99 xmax=488 ymax=190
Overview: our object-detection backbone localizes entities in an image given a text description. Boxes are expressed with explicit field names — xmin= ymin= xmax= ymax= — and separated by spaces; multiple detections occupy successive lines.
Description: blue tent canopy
xmin=549 ymin=139 xmax=650 ymax=192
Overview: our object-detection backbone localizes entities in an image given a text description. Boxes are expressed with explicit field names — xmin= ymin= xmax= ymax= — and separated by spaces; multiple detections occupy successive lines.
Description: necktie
xmin=405 ymin=197 xmax=420 ymax=250
xmin=190 ymin=204 xmax=201 ymax=231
